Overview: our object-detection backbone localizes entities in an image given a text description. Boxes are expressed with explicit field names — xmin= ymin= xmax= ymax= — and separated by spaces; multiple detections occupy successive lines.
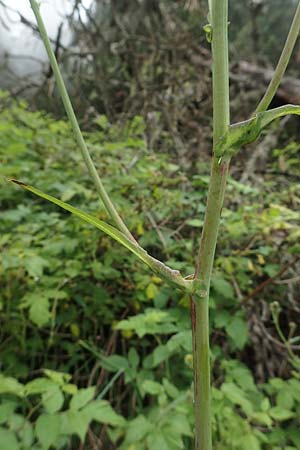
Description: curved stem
xmin=254 ymin=0 xmax=300 ymax=114
xmin=192 ymin=1 xmax=230 ymax=449
xmin=29 ymin=0 xmax=136 ymax=243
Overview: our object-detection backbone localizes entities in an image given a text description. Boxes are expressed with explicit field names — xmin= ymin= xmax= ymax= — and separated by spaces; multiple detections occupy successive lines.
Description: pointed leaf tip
xmin=10 ymin=179 xmax=28 ymax=187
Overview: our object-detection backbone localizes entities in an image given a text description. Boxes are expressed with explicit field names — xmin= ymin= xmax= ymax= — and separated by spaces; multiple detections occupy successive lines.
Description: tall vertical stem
xmin=29 ymin=0 xmax=136 ymax=243
xmin=192 ymin=2 xmax=230 ymax=449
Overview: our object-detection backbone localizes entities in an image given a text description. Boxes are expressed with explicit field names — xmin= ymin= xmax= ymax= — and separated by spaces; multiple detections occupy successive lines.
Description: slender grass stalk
xmin=97 ymin=369 xmax=124 ymax=400
xmin=191 ymin=2 xmax=230 ymax=449
xmin=254 ymin=0 xmax=300 ymax=114
xmin=29 ymin=0 xmax=136 ymax=242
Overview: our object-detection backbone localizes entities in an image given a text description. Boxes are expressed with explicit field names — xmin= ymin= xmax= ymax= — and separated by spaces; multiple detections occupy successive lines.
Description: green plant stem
xmin=254 ymin=0 xmax=300 ymax=114
xmin=192 ymin=2 xmax=230 ymax=449
xmin=29 ymin=0 xmax=135 ymax=243
xmin=97 ymin=369 xmax=124 ymax=400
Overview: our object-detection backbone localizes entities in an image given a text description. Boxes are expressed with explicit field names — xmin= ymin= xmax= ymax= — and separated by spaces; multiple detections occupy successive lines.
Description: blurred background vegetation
xmin=0 ymin=1 xmax=300 ymax=449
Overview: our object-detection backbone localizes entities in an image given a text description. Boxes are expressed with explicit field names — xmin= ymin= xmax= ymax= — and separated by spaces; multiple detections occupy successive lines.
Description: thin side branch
xmin=254 ymin=0 xmax=300 ymax=114
xmin=29 ymin=0 xmax=136 ymax=243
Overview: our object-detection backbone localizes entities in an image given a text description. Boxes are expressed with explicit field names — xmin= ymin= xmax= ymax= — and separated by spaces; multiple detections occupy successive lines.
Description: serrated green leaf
xmin=20 ymin=289 xmax=68 ymax=327
xmin=261 ymin=398 xmax=270 ymax=412
xmin=60 ymin=410 xmax=90 ymax=441
xmin=145 ymin=345 xmax=170 ymax=368
xmin=124 ymin=415 xmax=153 ymax=444
xmin=269 ymin=377 xmax=285 ymax=390
xmin=166 ymin=413 xmax=192 ymax=436
xmin=25 ymin=378 xmax=56 ymax=395
xmin=28 ymin=295 xmax=50 ymax=327
xmin=42 ymin=386 xmax=64 ymax=414
xmin=128 ymin=348 xmax=139 ymax=369
xmin=0 ymin=375 xmax=24 ymax=397
xmin=142 ymin=380 xmax=163 ymax=396
xmin=163 ymin=430 xmax=184 ymax=450
xmin=167 ymin=331 xmax=192 ymax=352
xmin=19 ymin=420 xmax=34 ymax=447
xmin=276 ymin=389 xmax=294 ymax=410
xmin=70 ymin=387 xmax=95 ymax=411
xmin=115 ymin=309 xmax=177 ymax=338
xmin=35 ymin=414 xmax=60 ymax=450
xmin=225 ymin=361 xmax=256 ymax=392
xmin=8 ymin=413 xmax=26 ymax=431
xmin=146 ymin=431 xmax=169 ymax=450
xmin=162 ymin=379 xmax=179 ymax=399
xmin=221 ymin=382 xmax=253 ymax=416
xmin=212 ymin=276 xmax=234 ymax=299
xmin=24 ymin=255 xmax=49 ymax=278
xmin=62 ymin=383 xmax=78 ymax=395
xmin=269 ymin=407 xmax=295 ymax=421
xmin=83 ymin=400 xmax=126 ymax=426
xmin=0 ymin=427 xmax=19 ymax=450
xmin=226 ymin=316 xmax=248 ymax=350
xmin=214 ymin=311 xmax=230 ymax=329
xmin=0 ymin=402 xmax=16 ymax=424
xmin=43 ymin=369 xmax=71 ymax=386
xmin=241 ymin=434 xmax=260 ymax=450
xmin=251 ymin=412 xmax=272 ymax=427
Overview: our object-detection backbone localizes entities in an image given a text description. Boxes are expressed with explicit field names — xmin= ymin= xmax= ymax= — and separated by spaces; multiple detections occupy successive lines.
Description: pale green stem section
xmin=192 ymin=2 xmax=230 ymax=449
xmin=29 ymin=0 xmax=135 ymax=242
xmin=255 ymin=0 xmax=300 ymax=114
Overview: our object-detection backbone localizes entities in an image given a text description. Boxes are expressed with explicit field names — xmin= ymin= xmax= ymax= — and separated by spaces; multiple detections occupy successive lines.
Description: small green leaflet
xmin=0 ymin=428 xmax=19 ymax=450
xmin=42 ymin=386 xmax=64 ymax=414
xmin=70 ymin=387 xmax=95 ymax=411
xmin=10 ymin=180 xmax=192 ymax=292
xmin=203 ymin=23 xmax=213 ymax=43
xmin=0 ymin=375 xmax=24 ymax=397
xmin=35 ymin=414 xmax=60 ymax=450
xmin=216 ymin=104 xmax=300 ymax=160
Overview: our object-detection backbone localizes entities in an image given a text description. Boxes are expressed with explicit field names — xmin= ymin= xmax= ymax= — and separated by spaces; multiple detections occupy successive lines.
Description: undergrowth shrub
xmin=1 ymin=93 xmax=300 ymax=449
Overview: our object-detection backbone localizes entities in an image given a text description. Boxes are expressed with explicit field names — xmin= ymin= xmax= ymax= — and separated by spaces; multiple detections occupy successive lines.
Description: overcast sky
xmin=0 ymin=0 xmax=92 ymax=78
xmin=2 ymin=1 xmax=74 ymax=42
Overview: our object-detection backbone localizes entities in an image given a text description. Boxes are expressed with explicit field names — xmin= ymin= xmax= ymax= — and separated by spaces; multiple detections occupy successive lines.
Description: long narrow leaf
xmin=10 ymin=180 xmax=192 ymax=292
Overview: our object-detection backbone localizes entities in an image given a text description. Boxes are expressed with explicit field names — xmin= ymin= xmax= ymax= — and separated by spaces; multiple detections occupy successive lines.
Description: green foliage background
xmin=0 ymin=90 xmax=300 ymax=449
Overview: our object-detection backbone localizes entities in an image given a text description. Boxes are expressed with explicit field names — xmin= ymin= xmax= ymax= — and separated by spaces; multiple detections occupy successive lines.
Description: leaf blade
xmin=10 ymin=180 xmax=190 ymax=291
